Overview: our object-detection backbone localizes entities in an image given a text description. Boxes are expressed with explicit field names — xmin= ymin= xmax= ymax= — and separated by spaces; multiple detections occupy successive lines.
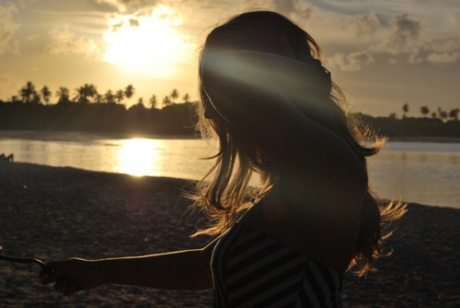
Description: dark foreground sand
xmin=0 ymin=162 xmax=459 ymax=307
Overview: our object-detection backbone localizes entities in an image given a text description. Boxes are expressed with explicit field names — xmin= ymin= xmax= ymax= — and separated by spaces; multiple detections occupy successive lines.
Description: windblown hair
xmin=191 ymin=11 xmax=406 ymax=276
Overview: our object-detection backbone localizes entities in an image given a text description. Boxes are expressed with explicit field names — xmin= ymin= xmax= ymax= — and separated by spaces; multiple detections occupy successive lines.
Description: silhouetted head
xmin=198 ymin=11 xmax=330 ymax=124
xmin=202 ymin=11 xmax=321 ymax=64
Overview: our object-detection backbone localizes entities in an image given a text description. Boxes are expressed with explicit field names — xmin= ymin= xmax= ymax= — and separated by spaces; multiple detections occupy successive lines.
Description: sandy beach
xmin=0 ymin=162 xmax=459 ymax=307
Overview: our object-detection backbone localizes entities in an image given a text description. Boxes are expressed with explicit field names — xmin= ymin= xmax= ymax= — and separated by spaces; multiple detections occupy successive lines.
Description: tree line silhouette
xmin=357 ymin=103 xmax=460 ymax=138
xmin=399 ymin=103 xmax=459 ymax=121
xmin=1 ymin=81 xmax=459 ymax=137
xmin=1 ymin=82 xmax=197 ymax=135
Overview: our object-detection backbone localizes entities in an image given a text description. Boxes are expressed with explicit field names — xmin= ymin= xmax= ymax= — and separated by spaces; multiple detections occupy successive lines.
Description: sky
xmin=0 ymin=0 xmax=459 ymax=117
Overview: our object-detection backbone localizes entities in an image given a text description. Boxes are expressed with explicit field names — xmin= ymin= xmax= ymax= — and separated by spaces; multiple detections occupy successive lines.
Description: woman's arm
xmin=40 ymin=240 xmax=217 ymax=295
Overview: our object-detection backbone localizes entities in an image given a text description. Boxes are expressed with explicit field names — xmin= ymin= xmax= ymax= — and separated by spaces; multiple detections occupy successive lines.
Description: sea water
xmin=1 ymin=131 xmax=459 ymax=209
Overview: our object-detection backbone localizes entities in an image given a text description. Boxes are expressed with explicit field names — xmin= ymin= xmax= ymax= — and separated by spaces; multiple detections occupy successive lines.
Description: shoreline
xmin=0 ymin=129 xmax=198 ymax=142
xmin=387 ymin=135 xmax=460 ymax=143
xmin=2 ymin=129 xmax=460 ymax=143
xmin=0 ymin=162 xmax=459 ymax=307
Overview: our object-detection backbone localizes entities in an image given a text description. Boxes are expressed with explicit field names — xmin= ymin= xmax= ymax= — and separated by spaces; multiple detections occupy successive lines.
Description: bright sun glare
xmin=117 ymin=138 xmax=160 ymax=176
xmin=103 ymin=7 xmax=193 ymax=77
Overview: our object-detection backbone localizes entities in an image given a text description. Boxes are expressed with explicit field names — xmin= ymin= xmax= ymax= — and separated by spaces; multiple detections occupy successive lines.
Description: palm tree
xmin=19 ymin=88 xmax=27 ymax=103
xmin=105 ymin=90 xmax=115 ymax=104
xmin=420 ymin=106 xmax=429 ymax=117
xmin=115 ymin=90 xmax=124 ymax=104
xmin=84 ymin=84 xmax=97 ymax=102
xmin=149 ymin=94 xmax=157 ymax=109
xmin=74 ymin=87 xmax=84 ymax=103
xmin=182 ymin=93 xmax=190 ymax=103
xmin=20 ymin=81 xmax=36 ymax=103
xmin=402 ymin=103 xmax=409 ymax=118
xmin=170 ymin=89 xmax=179 ymax=102
xmin=94 ymin=94 xmax=104 ymax=104
xmin=56 ymin=87 xmax=70 ymax=104
xmin=439 ymin=110 xmax=448 ymax=121
xmin=40 ymin=86 xmax=52 ymax=105
xmin=449 ymin=108 xmax=459 ymax=121
xmin=137 ymin=97 xmax=144 ymax=107
xmin=31 ymin=92 xmax=41 ymax=104
xmin=163 ymin=96 xmax=171 ymax=107
xmin=74 ymin=84 xmax=97 ymax=104
xmin=124 ymin=84 xmax=135 ymax=102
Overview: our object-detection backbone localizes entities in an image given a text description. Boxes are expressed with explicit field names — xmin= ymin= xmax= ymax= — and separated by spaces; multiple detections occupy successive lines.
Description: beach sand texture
xmin=0 ymin=162 xmax=459 ymax=307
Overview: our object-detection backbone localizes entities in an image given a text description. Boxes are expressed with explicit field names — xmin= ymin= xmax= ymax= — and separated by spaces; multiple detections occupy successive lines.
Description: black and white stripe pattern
xmin=212 ymin=223 xmax=343 ymax=307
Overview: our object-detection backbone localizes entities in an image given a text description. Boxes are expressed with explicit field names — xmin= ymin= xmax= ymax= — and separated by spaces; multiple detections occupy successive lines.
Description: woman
xmin=40 ymin=11 xmax=405 ymax=307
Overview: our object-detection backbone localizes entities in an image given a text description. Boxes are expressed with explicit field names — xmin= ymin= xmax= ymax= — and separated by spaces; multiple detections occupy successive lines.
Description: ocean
xmin=1 ymin=130 xmax=459 ymax=209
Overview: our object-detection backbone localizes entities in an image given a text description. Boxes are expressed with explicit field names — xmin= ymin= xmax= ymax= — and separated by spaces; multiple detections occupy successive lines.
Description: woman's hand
xmin=39 ymin=258 xmax=104 ymax=296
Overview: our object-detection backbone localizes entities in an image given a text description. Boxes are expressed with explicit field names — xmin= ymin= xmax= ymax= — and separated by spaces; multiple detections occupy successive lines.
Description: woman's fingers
xmin=39 ymin=258 xmax=99 ymax=295
xmin=53 ymin=276 xmax=81 ymax=295
xmin=54 ymin=277 xmax=67 ymax=292
xmin=39 ymin=271 xmax=54 ymax=285
xmin=39 ymin=261 xmax=61 ymax=285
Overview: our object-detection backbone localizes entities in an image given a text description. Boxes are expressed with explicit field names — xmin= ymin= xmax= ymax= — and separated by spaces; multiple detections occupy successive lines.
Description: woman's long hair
xmin=191 ymin=11 xmax=406 ymax=276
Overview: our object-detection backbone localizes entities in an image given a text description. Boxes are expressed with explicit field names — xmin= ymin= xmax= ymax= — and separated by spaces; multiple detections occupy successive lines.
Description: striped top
xmin=211 ymin=223 xmax=343 ymax=307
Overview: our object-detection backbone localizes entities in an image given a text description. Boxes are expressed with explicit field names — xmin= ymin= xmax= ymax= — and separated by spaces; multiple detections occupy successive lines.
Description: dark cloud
xmin=389 ymin=13 xmax=420 ymax=47
xmin=111 ymin=21 xmax=124 ymax=31
xmin=129 ymin=18 xmax=139 ymax=26
xmin=369 ymin=13 xmax=422 ymax=57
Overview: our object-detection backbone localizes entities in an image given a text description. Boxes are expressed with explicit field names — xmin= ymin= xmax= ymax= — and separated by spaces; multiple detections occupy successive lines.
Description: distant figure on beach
xmin=39 ymin=11 xmax=405 ymax=306
xmin=0 ymin=153 xmax=14 ymax=162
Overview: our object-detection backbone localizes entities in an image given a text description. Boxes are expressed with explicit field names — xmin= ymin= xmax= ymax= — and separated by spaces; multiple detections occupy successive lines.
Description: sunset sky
xmin=1 ymin=0 xmax=459 ymax=116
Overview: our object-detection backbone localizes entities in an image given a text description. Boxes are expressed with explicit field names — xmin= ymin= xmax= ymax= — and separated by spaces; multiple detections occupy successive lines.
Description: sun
xmin=102 ymin=7 xmax=193 ymax=77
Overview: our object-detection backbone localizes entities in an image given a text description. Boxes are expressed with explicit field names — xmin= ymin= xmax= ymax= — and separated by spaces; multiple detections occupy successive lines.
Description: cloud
xmin=111 ymin=21 xmax=124 ymax=31
xmin=375 ymin=13 xmax=421 ymax=55
xmin=96 ymin=0 xmax=161 ymax=13
xmin=46 ymin=25 xmax=101 ymax=60
xmin=327 ymin=50 xmax=375 ymax=71
xmin=0 ymin=3 xmax=21 ymax=56
xmin=430 ymin=37 xmax=460 ymax=53
xmin=426 ymin=52 xmax=459 ymax=64
xmin=129 ymin=18 xmax=140 ymax=26
xmin=350 ymin=11 xmax=382 ymax=38
xmin=364 ymin=13 xmax=460 ymax=65
xmin=273 ymin=0 xmax=313 ymax=19
xmin=423 ymin=37 xmax=460 ymax=64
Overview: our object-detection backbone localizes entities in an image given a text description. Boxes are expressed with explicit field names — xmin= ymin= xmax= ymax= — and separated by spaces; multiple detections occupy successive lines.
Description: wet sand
xmin=0 ymin=162 xmax=459 ymax=307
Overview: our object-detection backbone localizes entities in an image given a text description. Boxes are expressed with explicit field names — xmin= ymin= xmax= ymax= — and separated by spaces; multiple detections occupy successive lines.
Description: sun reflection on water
xmin=116 ymin=138 xmax=162 ymax=176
